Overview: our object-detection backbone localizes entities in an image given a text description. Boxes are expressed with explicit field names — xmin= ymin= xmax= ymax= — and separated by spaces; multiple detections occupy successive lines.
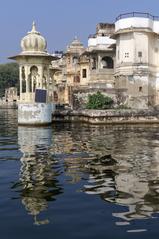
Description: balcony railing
xmin=116 ymin=12 xmax=159 ymax=21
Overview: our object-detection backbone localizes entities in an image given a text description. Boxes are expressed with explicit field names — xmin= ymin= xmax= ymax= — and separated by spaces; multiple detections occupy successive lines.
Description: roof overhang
xmin=8 ymin=53 xmax=57 ymax=61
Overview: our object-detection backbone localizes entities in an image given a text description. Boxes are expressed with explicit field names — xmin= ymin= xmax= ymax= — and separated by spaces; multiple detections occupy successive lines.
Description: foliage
xmin=0 ymin=62 xmax=19 ymax=97
xmin=86 ymin=91 xmax=114 ymax=109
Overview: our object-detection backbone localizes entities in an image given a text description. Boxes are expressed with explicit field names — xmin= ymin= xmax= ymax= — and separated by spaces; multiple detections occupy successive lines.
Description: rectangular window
xmin=125 ymin=53 xmax=129 ymax=58
xmin=138 ymin=51 xmax=142 ymax=57
xmin=82 ymin=69 xmax=87 ymax=78
xmin=139 ymin=86 xmax=143 ymax=92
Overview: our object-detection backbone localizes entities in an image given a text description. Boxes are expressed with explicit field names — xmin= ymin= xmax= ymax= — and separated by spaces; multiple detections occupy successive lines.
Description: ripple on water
xmin=1 ymin=111 xmax=159 ymax=238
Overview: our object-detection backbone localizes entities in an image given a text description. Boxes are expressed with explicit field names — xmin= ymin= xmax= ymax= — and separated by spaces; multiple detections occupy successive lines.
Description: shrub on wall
xmin=86 ymin=91 xmax=114 ymax=109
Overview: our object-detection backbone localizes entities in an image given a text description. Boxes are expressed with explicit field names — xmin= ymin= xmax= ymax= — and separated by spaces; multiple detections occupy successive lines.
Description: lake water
xmin=1 ymin=109 xmax=159 ymax=238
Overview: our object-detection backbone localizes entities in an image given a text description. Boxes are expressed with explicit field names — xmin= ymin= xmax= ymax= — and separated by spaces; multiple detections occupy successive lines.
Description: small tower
xmin=9 ymin=22 xmax=55 ymax=125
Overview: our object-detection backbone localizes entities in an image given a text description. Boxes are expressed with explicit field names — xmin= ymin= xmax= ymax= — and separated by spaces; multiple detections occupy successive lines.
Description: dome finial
xmin=31 ymin=21 xmax=36 ymax=32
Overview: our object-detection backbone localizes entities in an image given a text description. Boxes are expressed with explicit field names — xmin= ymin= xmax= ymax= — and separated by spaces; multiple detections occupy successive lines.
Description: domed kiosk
xmin=9 ymin=22 xmax=55 ymax=125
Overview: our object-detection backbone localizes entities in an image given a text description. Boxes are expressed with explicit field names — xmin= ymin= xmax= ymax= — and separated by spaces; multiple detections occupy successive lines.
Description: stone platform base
xmin=18 ymin=103 xmax=52 ymax=125
xmin=52 ymin=109 xmax=159 ymax=124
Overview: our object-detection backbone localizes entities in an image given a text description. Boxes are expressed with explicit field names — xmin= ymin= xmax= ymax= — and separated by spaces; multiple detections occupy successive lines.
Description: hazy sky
xmin=1 ymin=0 xmax=159 ymax=63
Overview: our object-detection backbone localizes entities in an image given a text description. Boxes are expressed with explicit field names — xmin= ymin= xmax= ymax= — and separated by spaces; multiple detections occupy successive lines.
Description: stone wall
xmin=52 ymin=109 xmax=159 ymax=124
xmin=71 ymin=85 xmax=153 ymax=110
xmin=71 ymin=86 xmax=127 ymax=109
xmin=18 ymin=103 xmax=52 ymax=125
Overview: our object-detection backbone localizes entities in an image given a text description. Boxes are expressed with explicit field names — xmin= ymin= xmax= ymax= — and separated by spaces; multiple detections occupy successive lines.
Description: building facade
xmin=5 ymin=87 xmax=18 ymax=103
xmin=114 ymin=12 xmax=159 ymax=108
xmin=51 ymin=13 xmax=159 ymax=109
xmin=9 ymin=12 xmax=159 ymax=110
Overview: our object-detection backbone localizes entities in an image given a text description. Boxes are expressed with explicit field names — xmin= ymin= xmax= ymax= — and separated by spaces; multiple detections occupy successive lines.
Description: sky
xmin=1 ymin=0 xmax=159 ymax=63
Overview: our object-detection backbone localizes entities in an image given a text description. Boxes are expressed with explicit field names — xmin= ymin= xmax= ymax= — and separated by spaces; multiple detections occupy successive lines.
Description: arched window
xmin=73 ymin=56 xmax=78 ymax=65
xmin=30 ymin=65 xmax=38 ymax=76
xmin=22 ymin=80 xmax=26 ymax=93
xmin=29 ymin=66 xmax=39 ymax=92
xmin=101 ymin=56 xmax=114 ymax=69
xmin=21 ymin=66 xmax=25 ymax=80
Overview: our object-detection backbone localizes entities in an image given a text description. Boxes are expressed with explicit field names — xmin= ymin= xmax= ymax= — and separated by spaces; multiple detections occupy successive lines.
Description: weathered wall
xmin=69 ymin=86 xmax=129 ymax=109
xmin=52 ymin=109 xmax=159 ymax=124
xmin=71 ymin=87 xmax=118 ymax=109
xmin=18 ymin=103 xmax=52 ymax=125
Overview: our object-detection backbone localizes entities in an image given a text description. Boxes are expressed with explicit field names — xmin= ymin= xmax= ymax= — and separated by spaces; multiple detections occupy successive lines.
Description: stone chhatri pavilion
xmin=9 ymin=22 xmax=56 ymax=125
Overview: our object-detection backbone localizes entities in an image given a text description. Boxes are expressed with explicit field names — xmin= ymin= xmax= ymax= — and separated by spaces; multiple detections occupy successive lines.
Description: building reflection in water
xmin=52 ymin=124 xmax=159 ymax=226
xmin=50 ymin=124 xmax=93 ymax=184
xmin=13 ymin=126 xmax=63 ymax=225
xmin=12 ymin=123 xmax=159 ymax=227
xmin=82 ymin=125 xmax=159 ymax=226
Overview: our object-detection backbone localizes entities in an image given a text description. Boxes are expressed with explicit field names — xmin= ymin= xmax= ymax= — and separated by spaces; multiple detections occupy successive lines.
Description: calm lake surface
xmin=1 ymin=109 xmax=159 ymax=238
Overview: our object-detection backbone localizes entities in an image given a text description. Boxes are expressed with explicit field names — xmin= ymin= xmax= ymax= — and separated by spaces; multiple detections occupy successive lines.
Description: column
xmin=19 ymin=66 xmax=22 ymax=101
xmin=98 ymin=54 xmax=101 ymax=69
xmin=47 ymin=67 xmax=50 ymax=102
xmin=39 ymin=66 xmax=43 ymax=88
xmin=25 ymin=65 xmax=29 ymax=93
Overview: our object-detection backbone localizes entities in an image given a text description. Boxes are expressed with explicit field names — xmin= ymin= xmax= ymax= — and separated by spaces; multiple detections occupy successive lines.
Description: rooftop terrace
xmin=116 ymin=12 xmax=159 ymax=22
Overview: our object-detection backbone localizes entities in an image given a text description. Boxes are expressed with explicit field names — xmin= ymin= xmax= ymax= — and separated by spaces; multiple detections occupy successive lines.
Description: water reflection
xmin=10 ymin=122 xmax=159 ymax=229
xmin=13 ymin=126 xmax=63 ymax=225
xmin=51 ymin=124 xmax=93 ymax=184
xmin=52 ymin=124 xmax=159 ymax=226
xmin=82 ymin=125 xmax=159 ymax=225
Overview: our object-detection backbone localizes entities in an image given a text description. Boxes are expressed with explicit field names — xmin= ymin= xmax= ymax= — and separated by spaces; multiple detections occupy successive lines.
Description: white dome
xmin=21 ymin=22 xmax=47 ymax=54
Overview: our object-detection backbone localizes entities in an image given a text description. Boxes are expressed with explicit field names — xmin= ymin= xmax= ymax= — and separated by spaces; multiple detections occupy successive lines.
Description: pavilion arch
xmin=21 ymin=66 xmax=26 ymax=93
xmin=30 ymin=65 xmax=38 ymax=76
xmin=72 ymin=56 xmax=79 ymax=64
xmin=28 ymin=65 xmax=39 ymax=92
xmin=101 ymin=56 xmax=114 ymax=69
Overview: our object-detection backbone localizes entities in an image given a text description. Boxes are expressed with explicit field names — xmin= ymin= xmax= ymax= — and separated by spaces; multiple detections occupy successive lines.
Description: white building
xmin=114 ymin=12 xmax=159 ymax=108
xmin=85 ymin=23 xmax=116 ymax=88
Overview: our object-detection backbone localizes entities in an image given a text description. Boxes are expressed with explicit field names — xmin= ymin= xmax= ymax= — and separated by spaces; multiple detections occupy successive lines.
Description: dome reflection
xmin=13 ymin=126 xmax=63 ymax=225
xmin=84 ymin=145 xmax=159 ymax=225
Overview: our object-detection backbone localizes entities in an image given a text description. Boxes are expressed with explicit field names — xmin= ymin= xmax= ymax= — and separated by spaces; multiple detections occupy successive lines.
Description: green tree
xmin=0 ymin=62 xmax=19 ymax=97
xmin=86 ymin=91 xmax=114 ymax=109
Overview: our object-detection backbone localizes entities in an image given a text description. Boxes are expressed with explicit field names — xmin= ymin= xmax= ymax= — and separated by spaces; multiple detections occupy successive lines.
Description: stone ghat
xmin=52 ymin=109 xmax=159 ymax=124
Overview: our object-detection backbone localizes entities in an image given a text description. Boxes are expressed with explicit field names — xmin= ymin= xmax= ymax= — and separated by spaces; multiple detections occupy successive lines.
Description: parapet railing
xmin=116 ymin=12 xmax=159 ymax=21
xmin=88 ymin=34 xmax=96 ymax=38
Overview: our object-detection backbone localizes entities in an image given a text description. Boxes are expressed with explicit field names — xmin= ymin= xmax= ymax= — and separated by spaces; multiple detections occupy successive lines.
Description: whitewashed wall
xmin=116 ymin=17 xmax=159 ymax=35
xmin=88 ymin=36 xmax=116 ymax=47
